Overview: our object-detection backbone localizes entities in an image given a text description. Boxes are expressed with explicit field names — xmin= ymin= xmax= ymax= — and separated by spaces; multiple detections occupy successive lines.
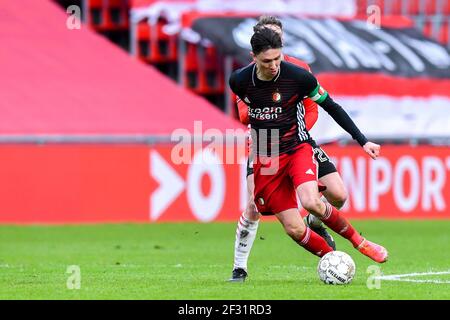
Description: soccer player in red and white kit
xmin=229 ymin=27 xmax=388 ymax=277
xmin=230 ymin=16 xmax=348 ymax=282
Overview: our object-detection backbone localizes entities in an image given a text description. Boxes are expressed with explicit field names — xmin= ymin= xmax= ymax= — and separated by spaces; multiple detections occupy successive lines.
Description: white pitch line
xmin=374 ymin=271 xmax=450 ymax=284
xmin=382 ymin=279 xmax=450 ymax=284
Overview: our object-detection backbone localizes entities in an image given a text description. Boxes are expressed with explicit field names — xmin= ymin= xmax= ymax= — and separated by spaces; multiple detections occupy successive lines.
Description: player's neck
xmin=256 ymin=66 xmax=275 ymax=81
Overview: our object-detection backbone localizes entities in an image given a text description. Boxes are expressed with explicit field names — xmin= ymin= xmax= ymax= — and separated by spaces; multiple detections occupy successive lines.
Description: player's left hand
xmin=363 ymin=142 xmax=381 ymax=160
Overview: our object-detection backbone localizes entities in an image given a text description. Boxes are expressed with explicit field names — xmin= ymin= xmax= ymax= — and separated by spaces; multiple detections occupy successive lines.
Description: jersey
xmin=236 ymin=55 xmax=318 ymax=131
xmin=229 ymin=60 xmax=368 ymax=156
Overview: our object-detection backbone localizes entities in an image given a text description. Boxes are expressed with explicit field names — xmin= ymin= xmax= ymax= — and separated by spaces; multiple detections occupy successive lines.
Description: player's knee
xmin=245 ymin=201 xmax=260 ymax=221
xmin=284 ymin=223 xmax=306 ymax=240
xmin=301 ymin=196 xmax=324 ymax=215
xmin=327 ymin=191 xmax=348 ymax=209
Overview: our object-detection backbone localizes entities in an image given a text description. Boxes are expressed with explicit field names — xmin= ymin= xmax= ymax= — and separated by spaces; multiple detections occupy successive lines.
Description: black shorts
xmin=246 ymin=140 xmax=337 ymax=179
xmin=309 ymin=140 xmax=337 ymax=179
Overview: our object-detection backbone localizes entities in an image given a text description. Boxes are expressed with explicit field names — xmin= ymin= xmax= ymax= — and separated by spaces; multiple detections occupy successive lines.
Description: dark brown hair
xmin=250 ymin=27 xmax=283 ymax=55
xmin=253 ymin=15 xmax=283 ymax=32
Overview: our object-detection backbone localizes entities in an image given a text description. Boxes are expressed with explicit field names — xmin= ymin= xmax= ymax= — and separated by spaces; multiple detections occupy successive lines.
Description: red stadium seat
xmin=356 ymin=0 xmax=370 ymax=15
xmin=136 ymin=19 xmax=151 ymax=59
xmin=423 ymin=0 xmax=439 ymax=15
xmin=197 ymin=45 xmax=224 ymax=95
xmin=373 ymin=0 xmax=386 ymax=15
xmin=422 ymin=18 xmax=434 ymax=38
xmin=135 ymin=17 xmax=178 ymax=63
xmin=106 ymin=0 xmax=129 ymax=29
xmin=385 ymin=0 xmax=403 ymax=15
xmin=181 ymin=42 xmax=225 ymax=95
xmin=88 ymin=0 xmax=103 ymax=27
xmin=356 ymin=0 xmax=385 ymax=16
xmin=442 ymin=0 xmax=450 ymax=15
xmin=86 ymin=0 xmax=129 ymax=31
xmin=183 ymin=42 xmax=200 ymax=90
xmin=437 ymin=19 xmax=449 ymax=45
xmin=406 ymin=0 xmax=421 ymax=15
xmin=151 ymin=17 xmax=178 ymax=63
xmin=364 ymin=0 xmax=387 ymax=15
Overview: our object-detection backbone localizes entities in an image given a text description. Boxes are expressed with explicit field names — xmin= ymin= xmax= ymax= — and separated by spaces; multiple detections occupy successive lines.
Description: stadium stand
xmin=0 ymin=0 xmax=448 ymax=224
xmin=0 ymin=0 xmax=243 ymax=138
xmin=84 ymin=0 xmax=130 ymax=31
xmin=123 ymin=0 xmax=450 ymax=115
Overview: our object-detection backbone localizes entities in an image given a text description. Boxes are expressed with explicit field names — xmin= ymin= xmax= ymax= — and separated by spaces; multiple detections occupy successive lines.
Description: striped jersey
xmin=229 ymin=60 xmax=327 ymax=156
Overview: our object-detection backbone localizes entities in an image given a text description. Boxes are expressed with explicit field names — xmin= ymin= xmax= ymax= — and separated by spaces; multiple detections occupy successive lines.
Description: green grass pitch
xmin=0 ymin=220 xmax=449 ymax=300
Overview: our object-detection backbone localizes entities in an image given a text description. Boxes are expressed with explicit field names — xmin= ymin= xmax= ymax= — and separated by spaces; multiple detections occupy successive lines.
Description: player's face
xmin=253 ymin=48 xmax=282 ymax=79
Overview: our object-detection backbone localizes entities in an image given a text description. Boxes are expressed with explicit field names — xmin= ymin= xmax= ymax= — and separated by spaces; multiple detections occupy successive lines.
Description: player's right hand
xmin=363 ymin=142 xmax=381 ymax=160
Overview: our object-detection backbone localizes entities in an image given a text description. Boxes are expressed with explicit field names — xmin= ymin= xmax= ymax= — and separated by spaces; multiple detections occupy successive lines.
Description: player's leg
xmin=320 ymin=174 xmax=347 ymax=209
xmin=297 ymin=181 xmax=387 ymax=263
xmin=250 ymin=150 xmax=333 ymax=262
xmin=230 ymin=174 xmax=261 ymax=282
xmin=303 ymin=144 xmax=347 ymax=249
xmin=291 ymin=145 xmax=388 ymax=263
xmin=255 ymin=159 xmax=333 ymax=258
xmin=230 ymin=157 xmax=261 ymax=282
xmin=313 ymin=144 xmax=348 ymax=209
xmin=275 ymin=208 xmax=333 ymax=257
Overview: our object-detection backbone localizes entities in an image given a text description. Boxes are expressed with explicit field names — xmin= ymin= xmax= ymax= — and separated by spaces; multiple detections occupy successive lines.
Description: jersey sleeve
xmin=303 ymin=98 xmax=318 ymax=131
xmin=286 ymin=57 xmax=319 ymax=130
xmin=229 ymin=71 xmax=245 ymax=98
xmin=229 ymin=71 xmax=250 ymax=125
xmin=236 ymin=97 xmax=250 ymax=125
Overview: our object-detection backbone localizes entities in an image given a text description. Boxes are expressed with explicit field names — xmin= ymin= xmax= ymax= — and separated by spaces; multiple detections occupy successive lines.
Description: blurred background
xmin=0 ymin=0 xmax=449 ymax=224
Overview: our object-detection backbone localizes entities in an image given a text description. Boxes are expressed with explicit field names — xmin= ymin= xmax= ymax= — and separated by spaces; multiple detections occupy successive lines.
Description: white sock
xmin=233 ymin=213 xmax=259 ymax=271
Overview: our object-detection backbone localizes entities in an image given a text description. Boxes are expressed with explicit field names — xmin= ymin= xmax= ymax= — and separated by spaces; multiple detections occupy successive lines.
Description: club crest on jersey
xmin=272 ymin=91 xmax=281 ymax=103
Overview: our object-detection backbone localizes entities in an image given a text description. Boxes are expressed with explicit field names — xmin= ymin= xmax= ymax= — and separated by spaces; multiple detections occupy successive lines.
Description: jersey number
xmin=313 ymin=147 xmax=330 ymax=163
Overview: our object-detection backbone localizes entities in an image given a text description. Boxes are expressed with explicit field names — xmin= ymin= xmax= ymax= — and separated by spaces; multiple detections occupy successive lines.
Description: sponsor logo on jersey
xmin=244 ymin=96 xmax=251 ymax=104
xmin=248 ymin=106 xmax=283 ymax=120
xmin=306 ymin=168 xmax=315 ymax=175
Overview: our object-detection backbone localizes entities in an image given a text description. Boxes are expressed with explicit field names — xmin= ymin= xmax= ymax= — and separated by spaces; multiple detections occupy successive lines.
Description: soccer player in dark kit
xmin=231 ymin=16 xmax=349 ymax=282
xmin=228 ymin=27 xmax=388 ymax=269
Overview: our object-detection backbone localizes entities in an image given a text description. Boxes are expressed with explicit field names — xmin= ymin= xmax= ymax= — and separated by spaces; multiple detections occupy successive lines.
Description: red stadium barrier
xmin=0 ymin=144 xmax=448 ymax=224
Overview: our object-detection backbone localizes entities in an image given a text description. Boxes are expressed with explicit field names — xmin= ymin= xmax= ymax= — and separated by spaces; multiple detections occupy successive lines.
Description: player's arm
xmin=287 ymin=57 xmax=319 ymax=130
xmin=303 ymin=75 xmax=380 ymax=159
xmin=229 ymin=71 xmax=244 ymax=101
xmin=303 ymin=98 xmax=318 ymax=131
xmin=229 ymin=71 xmax=251 ymax=125
xmin=301 ymin=64 xmax=319 ymax=131
xmin=237 ymin=97 xmax=250 ymax=125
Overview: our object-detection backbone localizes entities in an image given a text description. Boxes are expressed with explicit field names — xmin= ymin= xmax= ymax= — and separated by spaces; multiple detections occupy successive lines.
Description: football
xmin=317 ymin=251 xmax=356 ymax=285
